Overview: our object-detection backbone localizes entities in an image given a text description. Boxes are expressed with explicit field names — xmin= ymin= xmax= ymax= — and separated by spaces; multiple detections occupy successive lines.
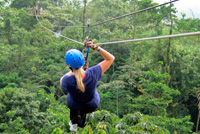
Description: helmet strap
xmin=69 ymin=67 xmax=73 ymax=72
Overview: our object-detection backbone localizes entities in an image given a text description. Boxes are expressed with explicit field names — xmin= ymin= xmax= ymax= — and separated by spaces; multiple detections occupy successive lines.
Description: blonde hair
xmin=73 ymin=68 xmax=85 ymax=92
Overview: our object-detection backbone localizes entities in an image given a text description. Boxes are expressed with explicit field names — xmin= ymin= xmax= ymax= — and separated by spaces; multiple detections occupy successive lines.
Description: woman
xmin=60 ymin=41 xmax=115 ymax=132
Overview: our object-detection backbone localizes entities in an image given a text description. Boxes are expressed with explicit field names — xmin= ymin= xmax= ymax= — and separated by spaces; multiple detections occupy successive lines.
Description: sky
xmin=152 ymin=0 xmax=200 ymax=18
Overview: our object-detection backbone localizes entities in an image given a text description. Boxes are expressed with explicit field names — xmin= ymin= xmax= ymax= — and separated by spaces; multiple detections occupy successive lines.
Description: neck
xmin=78 ymin=68 xmax=85 ymax=76
xmin=72 ymin=67 xmax=85 ymax=75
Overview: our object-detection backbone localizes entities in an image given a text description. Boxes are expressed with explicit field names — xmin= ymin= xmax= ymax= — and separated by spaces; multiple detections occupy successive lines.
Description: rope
xmin=35 ymin=12 xmax=84 ymax=45
xmin=89 ymin=0 xmax=179 ymax=27
xmin=95 ymin=31 xmax=200 ymax=46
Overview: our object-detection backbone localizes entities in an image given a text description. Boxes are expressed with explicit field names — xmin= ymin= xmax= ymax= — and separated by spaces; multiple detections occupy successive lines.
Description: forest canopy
xmin=0 ymin=0 xmax=200 ymax=133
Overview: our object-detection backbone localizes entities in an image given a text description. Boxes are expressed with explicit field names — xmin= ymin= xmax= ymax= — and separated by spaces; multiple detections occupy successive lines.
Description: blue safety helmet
xmin=65 ymin=49 xmax=85 ymax=69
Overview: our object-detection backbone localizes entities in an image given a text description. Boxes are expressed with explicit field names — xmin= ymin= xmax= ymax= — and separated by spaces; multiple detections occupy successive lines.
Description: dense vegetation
xmin=0 ymin=0 xmax=200 ymax=133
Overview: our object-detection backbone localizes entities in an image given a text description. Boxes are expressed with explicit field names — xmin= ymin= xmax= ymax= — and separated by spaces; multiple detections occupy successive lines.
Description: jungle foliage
xmin=0 ymin=0 xmax=200 ymax=133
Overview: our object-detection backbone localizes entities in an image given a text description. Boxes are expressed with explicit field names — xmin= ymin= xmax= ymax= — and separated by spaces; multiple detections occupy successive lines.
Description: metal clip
xmin=84 ymin=36 xmax=93 ymax=47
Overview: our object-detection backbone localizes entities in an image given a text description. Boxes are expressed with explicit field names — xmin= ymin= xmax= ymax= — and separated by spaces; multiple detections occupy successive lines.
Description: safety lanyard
xmin=85 ymin=47 xmax=90 ymax=61
xmin=84 ymin=36 xmax=90 ymax=61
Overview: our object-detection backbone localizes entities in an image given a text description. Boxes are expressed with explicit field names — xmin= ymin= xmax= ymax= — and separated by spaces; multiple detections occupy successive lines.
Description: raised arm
xmin=86 ymin=41 xmax=115 ymax=74
xmin=98 ymin=47 xmax=115 ymax=74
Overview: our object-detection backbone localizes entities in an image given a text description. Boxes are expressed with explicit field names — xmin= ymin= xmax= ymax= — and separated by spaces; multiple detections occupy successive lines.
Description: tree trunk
xmin=132 ymin=0 xmax=136 ymax=39
xmin=129 ymin=0 xmax=136 ymax=90
xmin=18 ymin=46 xmax=22 ymax=68
xmin=112 ymin=62 xmax=114 ymax=74
xmin=33 ymin=0 xmax=38 ymax=15
xmin=196 ymin=111 xmax=200 ymax=133
xmin=7 ymin=30 xmax=12 ymax=45
xmin=196 ymin=89 xmax=200 ymax=132
xmin=166 ymin=0 xmax=173 ymax=86
xmin=82 ymin=0 xmax=87 ymax=41
xmin=116 ymin=82 xmax=119 ymax=117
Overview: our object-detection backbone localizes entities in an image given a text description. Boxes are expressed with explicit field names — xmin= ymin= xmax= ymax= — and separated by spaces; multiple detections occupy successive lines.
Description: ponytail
xmin=73 ymin=68 xmax=85 ymax=92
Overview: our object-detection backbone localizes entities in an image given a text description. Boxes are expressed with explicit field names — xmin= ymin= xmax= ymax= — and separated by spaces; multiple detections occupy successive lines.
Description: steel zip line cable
xmin=89 ymin=0 xmax=179 ymax=27
xmin=51 ymin=0 xmax=179 ymax=28
xmin=35 ymin=0 xmax=198 ymax=46
xmin=95 ymin=31 xmax=200 ymax=46
xmin=53 ymin=25 xmax=87 ymax=28
xmin=35 ymin=12 xmax=84 ymax=45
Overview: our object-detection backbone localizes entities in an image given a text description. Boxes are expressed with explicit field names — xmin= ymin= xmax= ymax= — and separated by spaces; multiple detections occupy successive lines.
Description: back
xmin=62 ymin=65 xmax=102 ymax=104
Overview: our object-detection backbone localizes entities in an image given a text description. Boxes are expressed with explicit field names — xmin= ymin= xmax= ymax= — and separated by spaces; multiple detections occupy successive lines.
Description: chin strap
xmin=69 ymin=67 xmax=73 ymax=72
